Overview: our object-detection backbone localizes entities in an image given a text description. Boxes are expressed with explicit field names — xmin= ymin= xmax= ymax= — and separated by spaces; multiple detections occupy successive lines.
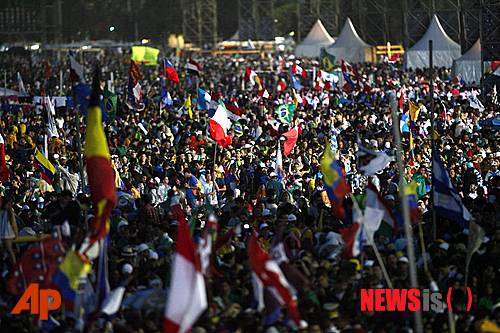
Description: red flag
xmin=163 ymin=58 xmax=180 ymax=84
xmin=282 ymin=127 xmax=298 ymax=157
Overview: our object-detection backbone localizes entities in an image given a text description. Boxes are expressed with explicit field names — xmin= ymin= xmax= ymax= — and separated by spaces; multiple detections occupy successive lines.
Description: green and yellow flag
xmin=131 ymin=46 xmax=160 ymax=66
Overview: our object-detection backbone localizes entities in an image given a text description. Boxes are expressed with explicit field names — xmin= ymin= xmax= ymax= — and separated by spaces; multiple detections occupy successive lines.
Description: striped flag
xmin=164 ymin=204 xmax=207 ymax=333
xmin=33 ymin=148 xmax=56 ymax=184
xmin=84 ymin=68 xmax=117 ymax=247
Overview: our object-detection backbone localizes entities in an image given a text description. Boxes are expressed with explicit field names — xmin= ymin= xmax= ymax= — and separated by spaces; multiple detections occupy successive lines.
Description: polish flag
xmin=249 ymin=232 xmax=301 ymax=327
xmin=0 ymin=134 xmax=9 ymax=182
xmin=291 ymin=64 xmax=307 ymax=79
xmin=209 ymin=103 xmax=233 ymax=148
xmin=277 ymin=80 xmax=287 ymax=92
xmin=164 ymin=204 xmax=207 ymax=333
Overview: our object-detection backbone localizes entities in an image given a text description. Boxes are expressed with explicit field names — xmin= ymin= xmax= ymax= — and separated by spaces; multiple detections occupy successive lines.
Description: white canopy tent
xmin=295 ymin=19 xmax=335 ymax=58
xmin=325 ymin=17 xmax=371 ymax=64
xmin=452 ymin=39 xmax=482 ymax=85
xmin=404 ymin=15 xmax=461 ymax=69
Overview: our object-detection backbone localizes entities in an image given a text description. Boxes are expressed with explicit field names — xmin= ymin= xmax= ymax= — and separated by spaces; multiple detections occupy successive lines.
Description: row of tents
xmin=295 ymin=16 xmax=486 ymax=84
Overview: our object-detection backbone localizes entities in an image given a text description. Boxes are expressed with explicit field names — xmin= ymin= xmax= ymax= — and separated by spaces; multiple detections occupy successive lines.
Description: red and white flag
xmin=291 ymin=63 xmax=307 ymax=79
xmin=209 ymin=103 xmax=233 ymax=148
xmin=258 ymin=88 xmax=270 ymax=99
xmin=277 ymin=80 xmax=287 ymax=92
xmin=245 ymin=67 xmax=263 ymax=90
xmin=69 ymin=53 xmax=84 ymax=82
xmin=249 ymin=232 xmax=301 ymax=327
xmin=164 ymin=204 xmax=207 ymax=333
xmin=283 ymin=127 xmax=298 ymax=157
xmin=0 ymin=134 xmax=9 ymax=182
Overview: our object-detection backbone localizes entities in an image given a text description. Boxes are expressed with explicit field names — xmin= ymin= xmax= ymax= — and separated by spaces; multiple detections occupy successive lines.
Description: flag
xmin=131 ymin=46 xmax=160 ymax=66
xmin=182 ymin=96 xmax=193 ymax=119
xmin=17 ymin=72 xmax=27 ymax=95
xmin=320 ymin=48 xmax=336 ymax=72
xmin=275 ymin=141 xmax=284 ymax=182
xmin=433 ymin=151 xmax=471 ymax=228
xmin=291 ymin=63 xmax=307 ymax=79
xmin=160 ymin=79 xmax=173 ymax=109
xmin=469 ymin=92 xmax=485 ymax=111
xmin=249 ymin=233 xmax=301 ymax=327
xmin=164 ymin=204 xmax=207 ymax=333
xmin=339 ymin=203 xmax=364 ymax=257
xmin=292 ymin=89 xmax=302 ymax=106
xmin=197 ymin=88 xmax=211 ymax=110
xmin=186 ymin=59 xmax=202 ymax=76
xmin=258 ymin=88 xmax=270 ymax=99
xmin=275 ymin=104 xmax=296 ymax=123
xmin=365 ymin=180 xmax=396 ymax=237
xmin=44 ymin=97 xmax=59 ymax=138
xmin=289 ymin=72 xmax=302 ymax=91
xmin=209 ymin=102 xmax=233 ymax=148
xmin=164 ymin=58 xmax=180 ymax=84
xmin=96 ymin=237 xmax=110 ymax=306
xmin=101 ymin=286 xmax=126 ymax=315
xmin=0 ymin=133 xmax=9 ymax=182
xmin=52 ymin=251 xmax=91 ymax=311
xmin=85 ymin=68 xmax=117 ymax=247
xmin=320 ymin=143 xmax=350 ymax=217
xmin=357 ymin=140 xmax=393 ymax=176
xmin=245 ymin=67 xmax=263 ymax=90
xmin=404 ymin=181 xmax=421 ymax=224
xmin=128 ymin=60 xmax=144 ymax=110
xmin=320 ymin=70 xmax=338 ymax=83
xmin=6 ymin=233 xmax=66 ymax=295
xmin=102 ymin=89 xmax=118 ymax=119
xmin=69 ymin=52 xmax=84 ymax=82
xmin=199 ymin=214 xmax=217 ymax=275
xmin=277 ymin=80 xmax=287 ymax=92
xmin=465 ymin=221 xmax=485 ymax=283
xmin=409 ymin=100 xmax=421 ymax=122
xmin=282 ymin=127 xmax=298 ymax=157
xmin=34 ymin=148 xmax=56 ymax=184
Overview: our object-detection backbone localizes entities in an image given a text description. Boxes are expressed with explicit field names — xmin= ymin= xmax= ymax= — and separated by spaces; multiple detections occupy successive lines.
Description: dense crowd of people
xmin=0 ymin=48 xmax=499 ymax=333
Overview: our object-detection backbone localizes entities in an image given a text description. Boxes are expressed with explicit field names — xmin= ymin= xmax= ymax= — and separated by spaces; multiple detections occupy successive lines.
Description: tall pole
xmin=429 ymin=40 xmax=437 ymax=240
xmin=390 ymin=93 xmax=423 ymax=333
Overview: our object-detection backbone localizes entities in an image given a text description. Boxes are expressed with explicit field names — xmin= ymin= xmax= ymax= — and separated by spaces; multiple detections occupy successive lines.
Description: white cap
xmin=287 ymin=214 xmax=297 ymax=222
xmin=122 ymin=263 xmax=133 ymax=274
xmin=398 ymin=256 xmax=409 ymax=263
xmin=117 ymin=220 xmax=129 ymax=229
xmin=149 ymin=250 xmax=159 ymax=260
xmin=136 ymin=243 xmax=149 ymax=253
xmin=259 ymin=223 xmax=269 ymax=230
xmin=439 ymin=243 xmax=449 ymax=251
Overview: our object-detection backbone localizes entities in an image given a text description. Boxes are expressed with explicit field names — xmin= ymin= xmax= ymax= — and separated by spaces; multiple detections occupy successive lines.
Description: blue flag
xmin=289 ymin=71 xmax=302 ymax=91
xmin=197 ymin=88 xmax=211 ymax=110
xmin=433 ymin=151 xmax=471 ymax=228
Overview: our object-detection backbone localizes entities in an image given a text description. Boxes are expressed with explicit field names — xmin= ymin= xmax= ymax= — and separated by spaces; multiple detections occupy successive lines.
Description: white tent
xmin=295 ymin=19 xmax=335 ymax=58
xmin=452 ymin=39 xmax=482 ymax=84
xmin=405 ymin=15 xmax=461 ymax=69
xmin=325 ymin=17 xmax=371 ymax=64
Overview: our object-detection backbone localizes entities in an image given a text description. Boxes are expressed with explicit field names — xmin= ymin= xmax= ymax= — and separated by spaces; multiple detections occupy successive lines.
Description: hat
xmin=398 ymin=256 xmax=409 ymax=263
xmin=439 ymin=242 xmax=449 ymax=251
xmin=121 ymin=246 xmax=136 ymax=257
xmin=121 ymin=263 xmax=133 ymax=275
xmin=117 ymin=220 xmax=129 ymax=229
xmin=270 ymin=172 xmax=278 ymax=177
xmin=262 ymin=208 xmax=271 ymax=216
xmin=259 ymin=223 xmax=269 ymax=230
xmin=384 ymin=194 xmax=395 ymax=201
xmin=137 ymin=243 xmax=149 ymax=253
xmin=287 ymin=214 xmax=297 ymax=222
xmin=149 ymin=250 xmax=159 ymax=260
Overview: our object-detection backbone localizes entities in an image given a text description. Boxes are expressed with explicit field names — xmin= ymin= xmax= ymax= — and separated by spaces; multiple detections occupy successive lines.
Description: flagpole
xmin=429 ymin=40 xmax=437 ymax=241
xmin=349 ymin=193 xmax=393 ymax=289
xmin=72 ymin=86 xmax=86 ymax=193
xmin=390 ymin=92 xmax=423 ymax=333
xmin=59 ymin=70 xmax=63 ymax=95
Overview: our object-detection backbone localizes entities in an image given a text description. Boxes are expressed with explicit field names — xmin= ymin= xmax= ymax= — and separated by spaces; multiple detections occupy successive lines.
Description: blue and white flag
xmin=197 ymin=88 xmax=211 ymax=110
xmin=433 ymin=151 xmax=471 ymax=228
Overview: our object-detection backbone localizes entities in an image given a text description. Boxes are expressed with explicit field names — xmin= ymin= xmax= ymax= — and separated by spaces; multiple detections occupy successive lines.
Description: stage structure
xmin=182 ymin=0 xmax=218 ymax=47
xmin=238 ymin=0 xmax=276 ymax=41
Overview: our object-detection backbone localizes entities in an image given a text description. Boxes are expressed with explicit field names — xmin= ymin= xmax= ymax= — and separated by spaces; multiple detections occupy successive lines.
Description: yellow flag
xmin=131 ymin=46 xmax=160 ymax=66
xmin=409 ymin=101 xmax=420 ymax=122
xmin=184 ymin=96 xmax=193 ymax=119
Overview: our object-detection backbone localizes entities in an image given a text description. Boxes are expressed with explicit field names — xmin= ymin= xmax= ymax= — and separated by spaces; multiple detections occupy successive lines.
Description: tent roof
xmin=456 ymin=39 xmax=481 ymax=61
xmin=299 ymin=19 xmax=334 ymax=46
xmin=330 ymin=17 xmax=370 ymax=49
xmin=409 ymin=15 xmax=460 ymax=51
xmin=228 ymin=30 xmax=240 ymax=41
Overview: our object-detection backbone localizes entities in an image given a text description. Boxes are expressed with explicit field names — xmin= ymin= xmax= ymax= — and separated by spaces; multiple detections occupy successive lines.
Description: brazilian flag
xmin=320 ymin=48 xmax=336 ymax=72
xmin=102 ymin=90 xmax=118 ymax=121
xmin=275 ymin=104 xmax=296 ymax=123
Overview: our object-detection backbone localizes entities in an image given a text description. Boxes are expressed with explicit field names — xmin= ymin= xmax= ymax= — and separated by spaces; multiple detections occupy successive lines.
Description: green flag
xmin=103 ymin=90 xmax=118 ymax=120
xmin=320 ymin=48 xmax=336 ymax=72
xmin=275 ymin=104 xmax=296 ymax=123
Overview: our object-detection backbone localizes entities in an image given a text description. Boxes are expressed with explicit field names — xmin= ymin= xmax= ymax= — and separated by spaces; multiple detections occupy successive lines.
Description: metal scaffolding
xmin=238 ymin=0 xmax=275 ymax=41
xmin=297 ymin=0 xmax=339 ymax=42
xmin=0 ymin=0 xmax=62 ymax=43
xmin=481 ymin=0 xmax=500 ymax=61
xmin=182 ymin=0 xmax=217 ymax=47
